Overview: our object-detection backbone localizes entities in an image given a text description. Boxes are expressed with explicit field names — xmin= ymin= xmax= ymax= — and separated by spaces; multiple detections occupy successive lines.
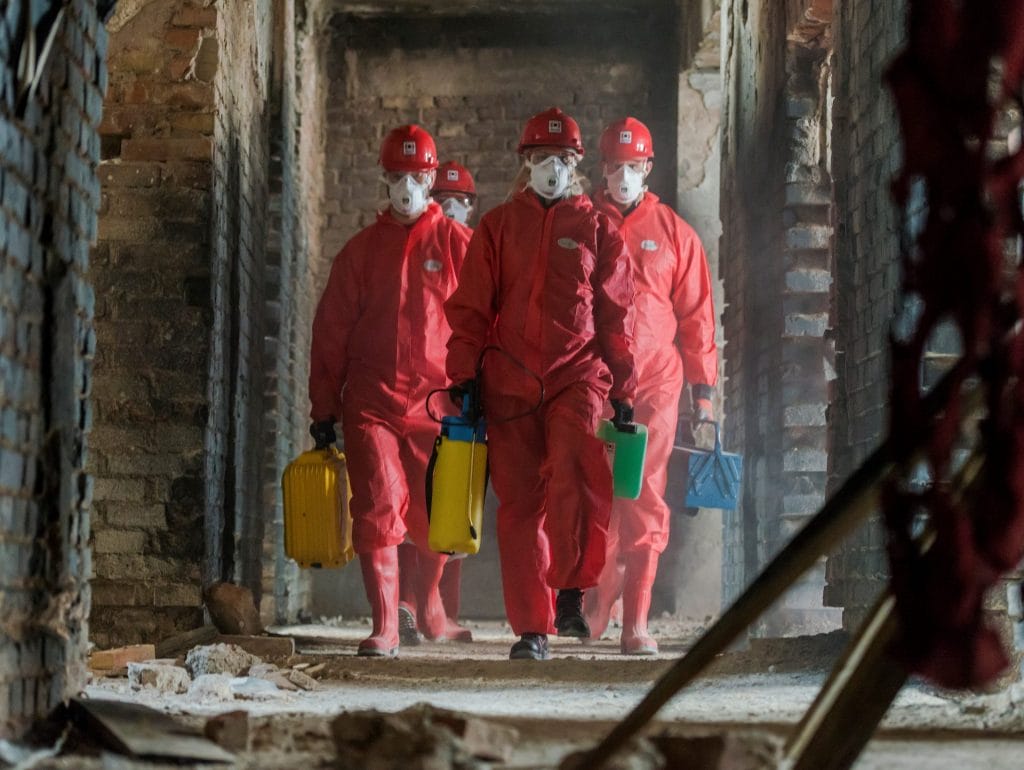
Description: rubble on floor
xmin=86 ymin=635 xmax=321 ymax=705
xmin=331 ymin=703 xmax=519 ymax=770
xmin=204 ymin=581 xmax=264 ymax=636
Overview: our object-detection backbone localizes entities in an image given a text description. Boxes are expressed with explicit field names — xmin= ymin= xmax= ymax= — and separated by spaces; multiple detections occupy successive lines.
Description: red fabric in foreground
xmin=884 ymin=0 xmax=1024 ymax=688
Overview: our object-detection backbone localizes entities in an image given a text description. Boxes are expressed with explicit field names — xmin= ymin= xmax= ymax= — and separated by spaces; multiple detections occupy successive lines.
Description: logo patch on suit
xmin=641 ymin=240 xmax=659 ymax=251
xmin=423 ymin=259 xmax=443 ymax=272
xmin=557 ymin=237 xmax=579 ymax=249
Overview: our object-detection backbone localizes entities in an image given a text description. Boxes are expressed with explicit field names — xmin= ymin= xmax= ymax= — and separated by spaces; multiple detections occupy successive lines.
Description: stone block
xmin=120 ymin=138 xmax=213 ymax=162
xmin=785 ymin=268 xmax=832 ymax=293
xmin=185 ymin=644 xmax=259 ymax=677
xmin=128 ymin=662 xmax=191 ymax=693
xmin=784 ymin=313 xmax=829 ymax=338
xmin=94 ymin=529 xmax=146 ymax=554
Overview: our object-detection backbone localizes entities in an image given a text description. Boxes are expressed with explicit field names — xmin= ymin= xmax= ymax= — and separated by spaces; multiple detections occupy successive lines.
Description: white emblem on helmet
xmin=447 ymin=169 xmax=459 ymax=181
xmin=402 ymin=141 xmax=416 ymax=155
xmin=619 ymin=130 xmax=632 ymax=144
xmin=637 ymin=141 xmax=646 ymax=152
xmin=549 ymin=120 xmax=563 ymax=133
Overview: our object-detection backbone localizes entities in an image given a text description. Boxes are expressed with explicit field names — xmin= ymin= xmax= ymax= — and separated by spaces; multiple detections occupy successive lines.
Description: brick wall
xmin=0 ymin=0 xmax=105 ymax=738
xmin=90 ymin=0 xmax=278 ymax=645
xmin=207 ymin=0 xmax=275 ymax=599
xmin=90 ymin=0 xmax=217 ymax=647
xmin=719 ymin=0 xmax=840 ymax=635
xmin=261 ymin=0 xmax=330 ymax=623
xmin=316 ymin=7 xmax=681 ymax=617
xmin=823 ymin=0 xmax=905 ymax=631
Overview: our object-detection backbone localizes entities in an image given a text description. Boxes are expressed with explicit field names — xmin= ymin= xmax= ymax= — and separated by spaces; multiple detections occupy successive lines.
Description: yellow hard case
xmin=428 ymin=436 xmax=487 ymax=554
xmin=282 ymin=448 xmax=355 ymax=568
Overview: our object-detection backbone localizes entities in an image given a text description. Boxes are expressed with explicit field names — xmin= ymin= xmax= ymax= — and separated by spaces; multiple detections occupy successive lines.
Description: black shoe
xmin=555 ymin=588 xmax=591 ymax=638
xmin=510 ymin=633 xmax=550 ymax=660
xmin=398 ymin=605 xmax=422 ymax=646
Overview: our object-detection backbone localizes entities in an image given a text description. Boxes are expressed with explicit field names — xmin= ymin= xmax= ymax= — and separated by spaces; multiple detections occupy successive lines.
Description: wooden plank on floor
xmin=215 ymin=634 xmax=295 ymax=658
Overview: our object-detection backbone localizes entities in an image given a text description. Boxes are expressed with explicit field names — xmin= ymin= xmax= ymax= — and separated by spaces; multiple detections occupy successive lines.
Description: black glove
xmin=310 ymin=419 xmax=337 ymax=450
xmin=449 ymin=379 xmax=480 ymax=420
xmin=610 ymin=399 xmax=634 ymax=431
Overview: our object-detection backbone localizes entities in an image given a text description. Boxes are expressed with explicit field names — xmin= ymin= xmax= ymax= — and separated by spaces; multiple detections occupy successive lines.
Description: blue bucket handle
xmin=694 ymin=418 xmax=723 ymax=455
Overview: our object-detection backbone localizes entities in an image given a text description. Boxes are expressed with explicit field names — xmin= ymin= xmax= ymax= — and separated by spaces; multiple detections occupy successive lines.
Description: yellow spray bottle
xmin=426 ymin=392 xmax=488 ymax=555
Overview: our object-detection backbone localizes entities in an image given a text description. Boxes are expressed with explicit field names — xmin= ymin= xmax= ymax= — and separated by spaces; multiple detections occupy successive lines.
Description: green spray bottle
xmin=597 ymin=419 xmax=648 ymax=499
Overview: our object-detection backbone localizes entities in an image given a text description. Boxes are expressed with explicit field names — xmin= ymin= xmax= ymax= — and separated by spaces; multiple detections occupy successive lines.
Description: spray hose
xmin=425 ymin=345 xmax=545 ymax=425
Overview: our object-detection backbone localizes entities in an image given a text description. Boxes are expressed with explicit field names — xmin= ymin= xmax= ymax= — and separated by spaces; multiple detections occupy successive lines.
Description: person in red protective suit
xmin=309 ymin=125 xmax=471 ymax=657
xmin=585 ymin=117 xmax=718 ymax=655
xmin=432 ymin=161 xmax=477 ymax=226
xmin=397 ymin=160 xmax=481 ymax=647
xmin=445 ymin=107 xmax=638 ymax=661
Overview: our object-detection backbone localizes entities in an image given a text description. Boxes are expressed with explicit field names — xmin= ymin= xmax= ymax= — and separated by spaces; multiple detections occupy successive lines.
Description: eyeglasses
xmin=605 ymin=160 xmax=649 ymax=174
xmin=526 ymin=149 xmax=580 ymax=166
xmin=383 ymin=171 xmax=433 ymax=185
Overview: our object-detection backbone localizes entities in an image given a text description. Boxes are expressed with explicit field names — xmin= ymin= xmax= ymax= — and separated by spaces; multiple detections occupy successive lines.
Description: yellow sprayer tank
xmin=282 ymin=448 xmax=355 ymax=568
xmin=428 ymin=425 xmax=488 ymax=555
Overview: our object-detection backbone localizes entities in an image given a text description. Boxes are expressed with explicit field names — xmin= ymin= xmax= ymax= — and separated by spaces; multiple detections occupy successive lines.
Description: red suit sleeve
xmin=671 ymin=219 xmax=718 ymax=387
xmin=445 ymin=222 xmax=498 ymax=385
xmin=309 ymin=243 xmax=363 ymax=422
xmin=593 ymin=215 xmax=638 ymax=401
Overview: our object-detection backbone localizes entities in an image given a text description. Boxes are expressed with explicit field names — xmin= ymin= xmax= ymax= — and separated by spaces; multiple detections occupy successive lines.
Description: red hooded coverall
xmin=445 ymin=190 xmax=637 ymax=636
xmin=310 ymin=202 xmax=471 ymax=555
xmin=588 ymin=188 xmax=718 ymax=642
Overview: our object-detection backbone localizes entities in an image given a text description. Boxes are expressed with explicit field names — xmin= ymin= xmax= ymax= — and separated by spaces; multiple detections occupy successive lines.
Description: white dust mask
xmin=389 ymin=174 xmax=431 ymax=218
xmin=607 ymin=164 xmax=646 ymax=205
xmin=527 ymin=156 xmax=572 ymax=199
xmin=441 ymin=198 xmax=471 ymax=224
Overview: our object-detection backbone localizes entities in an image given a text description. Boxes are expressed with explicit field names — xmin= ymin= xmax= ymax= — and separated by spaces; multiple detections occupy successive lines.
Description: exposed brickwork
xmin=321 ymin=10 xmax=681 ymax=269
xmin=261 ymin=0 xmax=330 ymax=623
xmin=90 ymin=0 xmax=278 ymax=645
xmin=0 ymin=0 xmax=105 ymax=738
xmin=823 ymin=0 xmax=906 ymax=631
xmin=719 ymin=0 xmax=839 ymax=634
xmin=207 ymin=0 xmax=274 ymax=601
xmin=316 ymin=8 xmax=681 ymax=617
xmin=90 ymin=0 xmax=217 ymax=647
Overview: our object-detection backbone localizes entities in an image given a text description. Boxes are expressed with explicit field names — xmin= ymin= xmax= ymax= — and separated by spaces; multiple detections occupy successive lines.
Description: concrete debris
xmin=332 ymin=704 xmax=518 ymax=770
xmin=248 ymin=662 xmax=279 ymax=678
xmin=560 ymin=739 xmax=663 ymax=770
xmin=127 ymin=662 xmax=191 ymax=694
xmin=286 ymin=669 xmax=320 ymax=691
xmin=185 ymin=643 xmax=260 ymax=677
xmin=204 ymin=710 xmax=250 ymax=752
xmin=188 ymin=673 xmax=236 ymax=701
xmin=230 ymin=676 xmax=287 ymax=701
xmin=651 ymin=731 xmax=783 ymax=770
xmin=204 ymin=582 xmax=263 ymax=636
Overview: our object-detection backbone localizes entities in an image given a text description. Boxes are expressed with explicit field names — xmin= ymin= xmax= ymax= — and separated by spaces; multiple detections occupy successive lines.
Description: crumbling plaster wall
xmin=0 ymin=0 xmax=105 ymax=739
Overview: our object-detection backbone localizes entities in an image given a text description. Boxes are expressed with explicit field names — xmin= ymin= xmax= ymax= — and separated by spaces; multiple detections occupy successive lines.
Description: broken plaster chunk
xmin=230 ymin=676 xmax=287 ymax=701
xmin=286 ymin=669 xmax=320 ymax=691
xmin=204 ymin=582 xmax=263 ymax=636
xmin=185 ymin=643 xmax=260 ymax=677
xmin=127 ymin=662 xmax=191 ymax=694
xmin=188 ymin=674 xmax=235 ymax=701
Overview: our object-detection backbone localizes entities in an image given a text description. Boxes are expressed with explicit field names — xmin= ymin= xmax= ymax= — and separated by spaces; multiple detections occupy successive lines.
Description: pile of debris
xmin=87 ymin=582 xmax=322 ymax=702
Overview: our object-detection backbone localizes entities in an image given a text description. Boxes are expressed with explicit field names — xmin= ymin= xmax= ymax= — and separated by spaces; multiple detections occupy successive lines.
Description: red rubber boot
xmin=358 ymin=546 xmax=400 ymax=657
xmin=415 ymin=548 xmax=449 ymax=641
xmin=397 ymin=543 xmax=423 ymax=646
xmin=440 ymin=559 xmax=473 ymax=642
xmin=584 ymin=553 xmax=625 ymax=641
xmin=620 ymin=549 xmax=659 ymax=655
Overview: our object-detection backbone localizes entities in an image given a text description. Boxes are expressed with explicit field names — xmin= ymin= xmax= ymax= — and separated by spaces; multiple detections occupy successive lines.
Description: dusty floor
xmin=37 ymin=619 xmax=1024 ymax=768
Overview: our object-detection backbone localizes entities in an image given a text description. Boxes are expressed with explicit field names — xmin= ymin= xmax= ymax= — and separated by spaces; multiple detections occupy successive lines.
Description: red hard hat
xmin=599 ymin=117 xmax=654 ymax=162
xmin=379 ymin=125 xmax=439 ymax=172
xmin=432 ymin=161 xmax=476 ymax=197
xmin=517 ymin=107 xmax=585 ymax=155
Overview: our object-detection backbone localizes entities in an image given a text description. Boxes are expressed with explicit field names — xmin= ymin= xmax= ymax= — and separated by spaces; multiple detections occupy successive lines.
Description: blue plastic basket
xmin=674 ymin=419 xmax=743 ymax=510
